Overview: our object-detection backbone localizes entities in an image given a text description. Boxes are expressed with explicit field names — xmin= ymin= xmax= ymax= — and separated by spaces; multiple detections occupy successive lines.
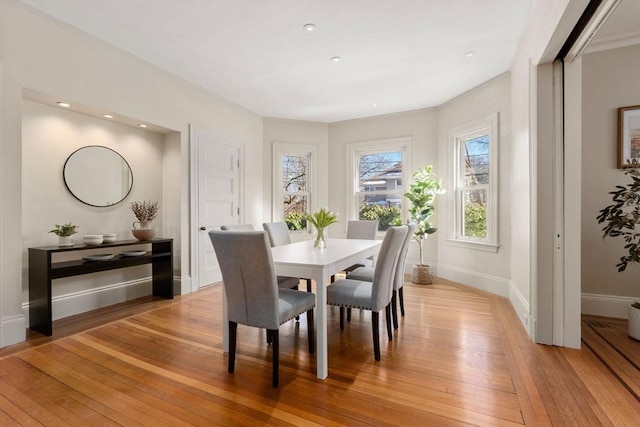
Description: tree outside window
xmin=449 ymin=112 xmax=499 ymax=251
xmin=282 ymin=154 xmax=309 ymax=231
xmin=356 ymin=151 xmax=403 ymax=231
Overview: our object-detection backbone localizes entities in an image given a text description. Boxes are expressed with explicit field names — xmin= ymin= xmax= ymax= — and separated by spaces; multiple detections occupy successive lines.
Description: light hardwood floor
xmin=1 ymin=278 xmax=638 ymax=426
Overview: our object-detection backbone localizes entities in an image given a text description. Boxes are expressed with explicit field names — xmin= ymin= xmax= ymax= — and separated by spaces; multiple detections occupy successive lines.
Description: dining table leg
xmin=313 ymin=270 xmax=329 ymax=380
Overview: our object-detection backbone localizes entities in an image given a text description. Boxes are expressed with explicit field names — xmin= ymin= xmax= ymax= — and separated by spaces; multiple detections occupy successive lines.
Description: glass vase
xmin=314 ymin=227 xmax=326 ymax=249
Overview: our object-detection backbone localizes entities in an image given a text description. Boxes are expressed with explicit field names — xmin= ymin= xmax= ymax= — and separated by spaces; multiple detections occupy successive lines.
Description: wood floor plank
xmin=2 ymin=279 xmax=639 ymax=425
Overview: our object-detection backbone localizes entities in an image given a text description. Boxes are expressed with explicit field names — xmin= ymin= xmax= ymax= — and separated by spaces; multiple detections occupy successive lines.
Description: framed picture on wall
xmin=618 ymin=105 xmax=640 ymax=168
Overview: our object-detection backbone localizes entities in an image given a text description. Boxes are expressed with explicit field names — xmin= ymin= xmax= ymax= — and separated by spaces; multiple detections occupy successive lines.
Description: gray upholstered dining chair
xmin=263 ymin=222 xmax=312 ymax=292
xmin=348 ymin=222 xmax=416 ymax=330
xmin=221 ymin=224 xmax=300 ymax=291
xmin=330 ymin=220 xmax=379 ymax=283
xmin=327 ymin=225 xmax=408 ymax=361
xmin=209 ymin=230 xmax=315 ymax=387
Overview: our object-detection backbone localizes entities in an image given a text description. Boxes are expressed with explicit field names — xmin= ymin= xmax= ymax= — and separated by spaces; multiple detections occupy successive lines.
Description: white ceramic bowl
xmin=83 ymin=234 xmax=103 ymax=246
xmin=102 ymin=233 xmax=117 ymax=243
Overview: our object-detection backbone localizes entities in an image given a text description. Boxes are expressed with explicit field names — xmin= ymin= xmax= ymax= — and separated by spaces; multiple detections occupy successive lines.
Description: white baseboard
xmin=582 ymin=293 xmax=638 ymax=319
xmin=51 ymin=278 xmax=152 ymax=321
xmin=509 ymin=281 xmax=532 ymax=333
xmin=435 ymin=263 xmax=510 ymax=297
xmin=0 ymin=314 xmax=27 ymax=348
xmin=21 ymin=276 xmax=189 ymax=324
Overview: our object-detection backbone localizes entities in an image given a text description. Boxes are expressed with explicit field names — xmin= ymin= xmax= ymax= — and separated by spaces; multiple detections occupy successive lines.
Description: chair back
xmin=346 ymin=220 xmax=378 ymax=240
xmin=209 ymin=230 xmax=280 ymax=329
xmin=395 ymin=222 xmax=416 ymax=291
xmin=371 ymin=225 xmax=408 ymax=311
xmin=262 ymin=222 xmax=292 ymax=247
xmin=221 ymin=224 xmax=253 ymax=231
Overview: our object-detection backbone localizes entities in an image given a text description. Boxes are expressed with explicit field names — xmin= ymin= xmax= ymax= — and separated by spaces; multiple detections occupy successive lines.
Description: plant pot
xmin=58 ymin=235 xmax=73 ymax=247
xmin=629 ymin=304 xmax=640 ymax=341
xmin=411 ymin=264 xmax=433 ymax=285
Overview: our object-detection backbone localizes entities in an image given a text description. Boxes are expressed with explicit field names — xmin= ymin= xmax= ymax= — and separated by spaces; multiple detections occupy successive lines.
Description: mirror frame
xmin=63 ymin=145 xmax=133 ymax=207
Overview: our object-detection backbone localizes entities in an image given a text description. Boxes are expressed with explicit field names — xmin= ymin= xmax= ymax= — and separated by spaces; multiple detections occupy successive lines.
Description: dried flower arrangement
xmin=130 ymin=200 xmax=159 ymax=222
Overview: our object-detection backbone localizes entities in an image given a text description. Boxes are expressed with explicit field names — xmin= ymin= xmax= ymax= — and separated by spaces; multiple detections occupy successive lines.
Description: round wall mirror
xmin=63 ymin=145 xmax=133 ymax=207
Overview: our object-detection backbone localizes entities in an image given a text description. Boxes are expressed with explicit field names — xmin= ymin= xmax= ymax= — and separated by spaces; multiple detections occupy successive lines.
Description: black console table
xmin=28 ymin=238 xmax=173 ymax=336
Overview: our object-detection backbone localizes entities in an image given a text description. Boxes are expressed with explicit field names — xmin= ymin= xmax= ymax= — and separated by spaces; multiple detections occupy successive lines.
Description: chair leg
xmin=372 ymin=312 xmax=380 ymax=361
xmin=307 ymin=308 xmax=315 ymax=354
xmin=269 ymin=329 xmax=279 ymax=387
xmin=340 ymin=307 xmax=345 ymax=330
xmin=399 ymin=287 xmax=405 ymax=316
xmin=228 ymin=321 xmax=237 ymax=373
xmin=347 ymin=308 xmax=351 ymax=322
xmin=266 ymin=329 xmax=272 ymax=344
xmin=385 ymin=304 xmax=393 ymax=341
xmin=306 ymin=279 xmax=312 ymax=292
xmin=391 ymin=290 xmax=399 ymax=330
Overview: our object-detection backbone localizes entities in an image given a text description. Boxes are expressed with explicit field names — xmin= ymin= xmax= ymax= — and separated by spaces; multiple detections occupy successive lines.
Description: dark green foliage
xmin=359 ymin=204 xmax=401 ymax=231
xmin=596 ymin=167 xmax=640 ymax=272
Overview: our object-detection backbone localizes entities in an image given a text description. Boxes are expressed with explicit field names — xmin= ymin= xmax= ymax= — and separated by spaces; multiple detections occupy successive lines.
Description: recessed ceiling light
xmin=303 ymin=23 xmax=316 ymax=32
xmin=372 ymin=104 xmax=377 ymax=108
xmin=331 ymin=56 xmax=341 ymax=63
xmin=138 ymin=124 xmax=148 ymax=128
xmin=57 ymin=102 xmax=71 ymax=108
xmin=103 ymin=114 xmax=114 ymax=119
xmin=465 ymin=51 xmax=475 ymax=57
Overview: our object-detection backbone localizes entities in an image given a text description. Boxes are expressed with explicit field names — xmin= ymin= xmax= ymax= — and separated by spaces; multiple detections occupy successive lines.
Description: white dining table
xmin=220 ymin=237 xmax=381 ymax=380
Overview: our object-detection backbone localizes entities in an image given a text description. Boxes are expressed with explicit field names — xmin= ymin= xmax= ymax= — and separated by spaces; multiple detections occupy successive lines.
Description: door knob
xmin=200 ymin=226 xmax=207 ymax=231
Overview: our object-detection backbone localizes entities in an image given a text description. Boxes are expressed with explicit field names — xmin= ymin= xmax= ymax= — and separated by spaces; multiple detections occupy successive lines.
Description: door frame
xmin=189 ymin=125 xmax=244 ymax=293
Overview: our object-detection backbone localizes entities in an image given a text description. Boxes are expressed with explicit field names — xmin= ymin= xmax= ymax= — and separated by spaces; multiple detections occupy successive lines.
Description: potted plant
xmin=404 ymin=165 xmax=445 ymax=284
xmin=596 ymin=166 xmax=640 ymax=340
xmin=49 ymin=222 xmax=79 ymax=247
xmin=306 ymin=207 xmax=338 ymax=248
xmin=130 ymin=200 xmax=159 ymax=240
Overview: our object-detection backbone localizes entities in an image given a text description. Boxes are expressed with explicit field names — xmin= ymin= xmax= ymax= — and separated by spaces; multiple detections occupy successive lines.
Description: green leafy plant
xmin=285 ymin=212 xmax=307 ymax=231
xmin=306 ymin=207 xmax=338 ymax=230
xmin=49 ymin=223 xmax=79 ymax=237
xmin=596 ymin=167 xmax=640 ymax=272
xmin=404 ymin=165 xmax=445 ymax=265
xmin=359 ymin=204 xmax=401 ymax=231
xmin=130 ymin=200 xmax=159 ymax=222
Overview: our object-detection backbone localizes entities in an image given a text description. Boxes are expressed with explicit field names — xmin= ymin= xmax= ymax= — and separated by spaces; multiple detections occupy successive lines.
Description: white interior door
xmin=194 ymin=129 xmax=240 ymax=288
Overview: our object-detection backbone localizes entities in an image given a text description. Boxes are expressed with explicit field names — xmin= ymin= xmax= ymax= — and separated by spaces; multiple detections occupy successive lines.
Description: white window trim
xmin=447 ymin=113 xmax=499 ymax=252
xmin=272 ymin=142 xmax=318 ymax=230
xmin=346 ymin=137 xmax=413 ymax=231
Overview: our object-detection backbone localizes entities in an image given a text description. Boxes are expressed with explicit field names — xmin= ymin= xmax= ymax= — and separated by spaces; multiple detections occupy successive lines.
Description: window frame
xmin=447 ymin=113 xmax=499 ymax=252
xmin=272 ymin=142 xmax=317 ymax=233
xmin=346 ymin=137 xmax=413 ymax=233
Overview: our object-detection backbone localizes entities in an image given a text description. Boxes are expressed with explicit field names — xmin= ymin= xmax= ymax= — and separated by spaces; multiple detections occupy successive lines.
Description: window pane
xmin=358 ymin=152 xmax=403 ymax=192
xmin=461 ymin=189 xmax=487 ymax=238
xmin=461 ymin=136 xmax=489 ymax=186
xmin=283 ymin=195 xmax=307 ymax=231
xmin=282 ymin=155 xmax=307 ymax=192
xmin=357 ymin=194 xmax=401 ymax=231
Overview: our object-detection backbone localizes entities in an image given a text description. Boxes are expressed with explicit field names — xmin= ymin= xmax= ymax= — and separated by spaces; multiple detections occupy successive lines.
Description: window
xmin=449 ymin=113 xmax=499 ymax=251
xmin=347 ymin=137 xmax=413 ymax=231
xmin=273 ymin=143 xmax=317 ymax=231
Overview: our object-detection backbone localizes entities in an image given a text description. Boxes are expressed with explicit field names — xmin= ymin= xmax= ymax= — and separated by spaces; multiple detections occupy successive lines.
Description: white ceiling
xmin=17 ymin=0 xmax=640 ymax=123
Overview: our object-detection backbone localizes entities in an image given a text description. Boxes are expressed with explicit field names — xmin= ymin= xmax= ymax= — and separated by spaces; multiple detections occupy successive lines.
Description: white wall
xmin=328 ymin=109 xmax=439 ymax=262
xmin=1 ymin=1 xmax=263 ymax=347
xmin=21 ymin=100 xmax=169 ymax=319
xmin=581 ymin=44 xmax=640 ymax=318
xmin=436 ymin=73 xmax=512 ymax=297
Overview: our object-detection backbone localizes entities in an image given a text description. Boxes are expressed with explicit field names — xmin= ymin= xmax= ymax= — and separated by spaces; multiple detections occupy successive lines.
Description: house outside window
xmin=347 ymin=137 xmax=413 ymax=231
xmin=273 ymin=143 xmax=317 ymax=232
xmin=449 ymin=113 xmax=499 ymax=251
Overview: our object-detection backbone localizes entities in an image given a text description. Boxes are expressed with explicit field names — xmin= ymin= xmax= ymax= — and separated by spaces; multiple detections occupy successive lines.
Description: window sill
xmin=445 ymin=239 xmax=500 ymax=253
